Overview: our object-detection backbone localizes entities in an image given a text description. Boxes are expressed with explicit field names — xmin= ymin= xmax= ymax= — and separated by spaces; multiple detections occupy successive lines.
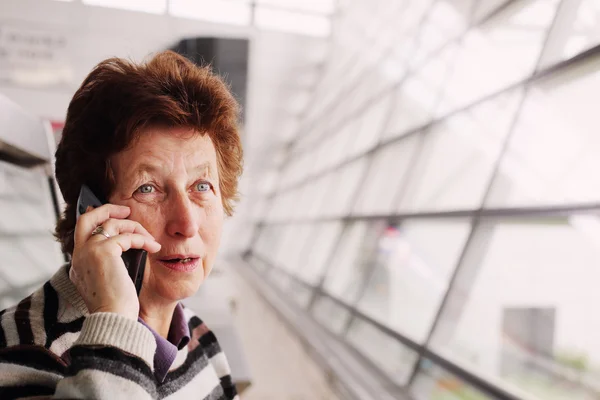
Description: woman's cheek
xmin=130 ymin=203 xmax=163 ymax=234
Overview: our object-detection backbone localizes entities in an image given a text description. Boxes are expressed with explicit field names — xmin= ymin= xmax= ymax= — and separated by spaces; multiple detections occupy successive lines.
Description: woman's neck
xmin=138 ymin=296 xmax=178 ymax=339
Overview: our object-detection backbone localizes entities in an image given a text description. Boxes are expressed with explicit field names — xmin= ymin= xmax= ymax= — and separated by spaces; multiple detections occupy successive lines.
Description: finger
xmin=100 ymin=233 xmax=161 ymax=255
xmin=74 ymin=204 xmax=130 ymax=246
xmin=99 ymin=218 xmax=154 ymax=240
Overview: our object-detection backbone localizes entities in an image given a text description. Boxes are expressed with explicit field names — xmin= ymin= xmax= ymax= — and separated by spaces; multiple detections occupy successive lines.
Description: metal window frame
xmin=242 ymin=0 xmax=600 ymax=398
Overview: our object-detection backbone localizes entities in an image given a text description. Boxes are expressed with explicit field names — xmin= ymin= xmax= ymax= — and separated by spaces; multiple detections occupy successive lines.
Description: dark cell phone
xmin=76 ymin=184 xmax=146 ymax=296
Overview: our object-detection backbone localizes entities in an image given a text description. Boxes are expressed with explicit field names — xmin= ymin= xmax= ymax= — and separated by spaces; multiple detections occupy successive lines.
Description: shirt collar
xmin=168 ymin=303 xmax=191 ymax=350
xmin=138 ymin=303 xmax=191 ymax=382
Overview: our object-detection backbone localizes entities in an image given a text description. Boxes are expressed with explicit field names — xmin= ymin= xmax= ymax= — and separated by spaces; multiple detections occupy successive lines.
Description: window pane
xmin=254 ymin=225 xmax=282 ymax=260
xmin=266 ymin=266 xmax=292 ymax=292
xmin=486 ymin=54 xmax=600 ymax=207
xmin=384 ymin=43 xmax=460 ymax=140
xmin=472 ymin=0 xmax=511 ymax=23
xmin=410 ymin=0 xmax=475 ymax=68
xmin=0 ymin=238 xmax=58 ymax=287
xmin=0 ymin=163 xmax=62 ymax=290
xmin=297 ymin=176 xmax=332 ymax=219
xmin=248 ymin=253 xmax=271 ymax=274
xmin=274 ymin=223 xmax=314 ymax=274
xmin=398 ymin=90 xmax=522 ymax=212
xmin=169 ymin=0 xmax=251 ymax=25
xmin=346 ymin=92 xmax=393 ymax=158
xmin=288 ymin=280 xmax=312 ymax=308
xmin=346 ymin=317 xmax=419 ymax=385
xmin=83 ymin=0 xmax=166 ymax=13
xmin=430 ymin=216 xmax=600 ymax=400
xmin=311 ymin=294 xmax=351 ymax=334
xmin=320 ymin=158 xmax=368 ymax=218
xmin=539 ymin=0 xmax=600 ymax=69
xmin=436 ymin=0 xmax=559 ymax=117
xmin=353 ymin=134 xmax=422 ymax=216
xmin=322 ymin=220 xmax=386 ymax=304
xmin=256 ymin=0 xmax=335 ymax=14
xmin=255 ymin=7 xmax=331 ymax=37
xmin=296 ymin=222 xmax=343 ymax=286
xmin=410 ymin=359 xmax=494 ymax=400
xmin=356 ymin=219 xmax=472 ymax=343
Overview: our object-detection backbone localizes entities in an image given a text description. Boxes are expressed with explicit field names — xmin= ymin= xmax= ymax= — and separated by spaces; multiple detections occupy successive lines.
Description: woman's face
xmin=108 ymin=126 xmax=224 ymax=303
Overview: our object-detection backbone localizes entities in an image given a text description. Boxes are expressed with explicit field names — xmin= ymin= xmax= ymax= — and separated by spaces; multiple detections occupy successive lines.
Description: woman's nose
xmin=165 ymin=193 xmax=199 ymax=238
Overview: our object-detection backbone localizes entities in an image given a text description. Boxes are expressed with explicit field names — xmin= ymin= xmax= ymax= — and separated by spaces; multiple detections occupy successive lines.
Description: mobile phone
xmin=76 ymin=184 xmax=146 ymax=296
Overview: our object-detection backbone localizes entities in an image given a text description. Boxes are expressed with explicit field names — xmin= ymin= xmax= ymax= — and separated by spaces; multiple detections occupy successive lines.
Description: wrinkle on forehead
xmin=111 ymin=128 xmax=219 ymax=187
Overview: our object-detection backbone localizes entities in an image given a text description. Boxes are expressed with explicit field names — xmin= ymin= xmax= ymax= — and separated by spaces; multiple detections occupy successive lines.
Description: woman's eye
xmin=137 ymin=184 xmax=154 ymax=194
xmin=196 ymin=182 xmax=211 ymax=192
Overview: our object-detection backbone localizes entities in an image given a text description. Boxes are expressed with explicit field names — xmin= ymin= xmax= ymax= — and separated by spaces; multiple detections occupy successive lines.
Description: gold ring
xmin=92 ymin=225 xmax=111 ymax=239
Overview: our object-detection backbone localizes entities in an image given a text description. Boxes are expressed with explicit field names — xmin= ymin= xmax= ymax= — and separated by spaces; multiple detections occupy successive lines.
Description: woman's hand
xmin=70 ymin=204 xmax=161 ymax=320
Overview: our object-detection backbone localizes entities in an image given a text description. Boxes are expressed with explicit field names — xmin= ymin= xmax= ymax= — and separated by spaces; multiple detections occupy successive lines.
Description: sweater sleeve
xmin=0 ymin=313 xmax=159 ymax=400
xmin=54 ymin=312 xmax=158 ymax=399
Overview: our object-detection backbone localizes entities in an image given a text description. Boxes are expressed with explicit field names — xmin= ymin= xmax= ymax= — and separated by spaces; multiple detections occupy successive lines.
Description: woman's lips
xmin=157 ymin=258 xmax=200 ymax=272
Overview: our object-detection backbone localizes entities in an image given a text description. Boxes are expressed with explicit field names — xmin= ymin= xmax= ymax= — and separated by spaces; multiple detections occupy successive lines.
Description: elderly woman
xmin=0 ymin=51 xmax=243 ymax=399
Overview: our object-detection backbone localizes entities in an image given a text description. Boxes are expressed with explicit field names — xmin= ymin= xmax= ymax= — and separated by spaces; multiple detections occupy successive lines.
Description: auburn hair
xmin=54 ymin=50 xmax=243 ymax=255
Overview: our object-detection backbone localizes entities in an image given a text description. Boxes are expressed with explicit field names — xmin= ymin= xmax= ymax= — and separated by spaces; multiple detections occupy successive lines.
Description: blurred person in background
xmin=0 ymin=51 xmax=243 ymax=399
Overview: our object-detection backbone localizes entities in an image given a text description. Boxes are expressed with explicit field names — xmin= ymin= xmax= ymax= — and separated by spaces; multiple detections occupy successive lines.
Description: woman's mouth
xmin=157 ymin=257 xmax=200 ymax=272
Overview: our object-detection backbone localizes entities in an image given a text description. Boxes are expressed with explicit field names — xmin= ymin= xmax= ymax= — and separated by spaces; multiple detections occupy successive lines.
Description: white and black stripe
xmin=0 ymin=266 xmax=238 ymax=400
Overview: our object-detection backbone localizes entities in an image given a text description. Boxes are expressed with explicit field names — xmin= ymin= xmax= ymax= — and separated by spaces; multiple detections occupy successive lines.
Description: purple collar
xmin=138 ymin=303 xmax=190 ymax=382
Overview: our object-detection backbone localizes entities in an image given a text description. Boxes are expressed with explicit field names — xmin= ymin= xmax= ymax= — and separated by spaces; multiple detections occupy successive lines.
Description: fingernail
xmin=86 ymin=206 xmax=93 ymax=212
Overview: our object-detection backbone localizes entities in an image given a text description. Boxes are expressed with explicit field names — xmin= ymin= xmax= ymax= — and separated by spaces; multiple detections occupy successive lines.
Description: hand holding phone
xmin=77 ymin=185 xmax=147 ymax=296
xmin=69 ymin=185 xmax=160 ymax=319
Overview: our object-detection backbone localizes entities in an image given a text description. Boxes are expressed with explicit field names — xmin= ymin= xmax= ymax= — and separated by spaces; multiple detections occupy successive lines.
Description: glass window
xmin=486 ymin=54 xmax=600 ymax=207
xmin=346 ymin=92 xmax=394 ymax=158
xmin=266 ymin=265 xmax=292 ymax=292
xmin=322 ymin=220 xmax=386 ymax=304
xmin=0 ymin=163 xmax=62 ymax=293
xmin=346 ymin=317 xmax=420 ymax=385
xmin=248 ymin=253 xmax=271 ymax=274
xmin=410 ymin=0 xmax=476 ymax=68
xmin=410 ymin=359 xmax=494 ymax=400
xmin=169 ymin=0 xmax=251 ymax=25
xmin=539 ymin=0 xmax=600 ymax=69
xmin=256 ymin=0 xmax=335 ymax=15
xmin=287 ymin=279 xmax=313 ymax=308
xmin=250 ymin=196 xmax=270 ymax=222
xmin=355 ymin=219 xmax=472 ymax=343
xmin=327 ymin=122 xmax=359 ymax=168
xmin=320 ymin=158 xmax=369 ymax=218
xmin=291 ymin=180 xmax=316 ymax=220
xmin=295 ymin=221 xmax=343 ymax=286
xmin=352 ymin=134 xmax=422 ymax=216
xmin=254 ymin=7 xmax=331 ymax=37
xmin=398 ymin=89 xmax=522 ymax=212
xmin=274 ymin=223 xmax=314 ymax=274
xmin=311 ymin=294 xmax=352 ymax=335
xmin=0 ymin=239 xmax=56 ymax=287
xmin=83 ymin=0 xmax=166 ymax=14
xmin=472 ymin=0 xmax=512 ymax=23
xmin=254 ymin=225 xmax=282 ymax=261
xmin=436 ymin=0 xmax=559 ymax=117
xmin=430 ymin=215 xmax=600 ymax=400
xmin=309 ymin=141 xmax=331 ymax=177
xmin=383 ymin=43 xmax=460 ymax=141
xmin=305 ymin=173 xmax=335 ymax=218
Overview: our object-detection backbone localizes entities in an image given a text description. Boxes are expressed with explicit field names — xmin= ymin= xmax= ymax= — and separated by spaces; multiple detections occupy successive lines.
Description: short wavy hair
xmin=54 ymin=50 xmax=243 ymax=255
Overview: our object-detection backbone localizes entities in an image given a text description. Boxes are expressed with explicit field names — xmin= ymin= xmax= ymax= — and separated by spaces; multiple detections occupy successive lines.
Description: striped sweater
xmin=0 ymin=265 xmax=239 ymax=400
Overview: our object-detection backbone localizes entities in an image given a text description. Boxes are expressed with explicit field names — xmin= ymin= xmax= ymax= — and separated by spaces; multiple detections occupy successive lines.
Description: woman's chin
xmin=145 ymin=261 xmax=206 ymax=302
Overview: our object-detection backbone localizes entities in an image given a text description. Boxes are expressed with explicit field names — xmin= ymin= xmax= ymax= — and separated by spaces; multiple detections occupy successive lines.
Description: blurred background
xmin=2 ymin=0 xmax=600 ymax=399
